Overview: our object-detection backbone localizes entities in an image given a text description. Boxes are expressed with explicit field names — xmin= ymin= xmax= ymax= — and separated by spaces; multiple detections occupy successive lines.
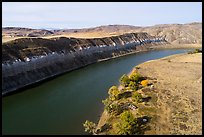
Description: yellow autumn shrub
xmin=141 ymin=80 xmax=148 ymax=87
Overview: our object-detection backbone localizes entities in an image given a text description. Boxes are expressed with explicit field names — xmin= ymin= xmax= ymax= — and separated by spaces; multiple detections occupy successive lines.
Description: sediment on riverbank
xmin=96 ymin=51 xmax=202 ymax=135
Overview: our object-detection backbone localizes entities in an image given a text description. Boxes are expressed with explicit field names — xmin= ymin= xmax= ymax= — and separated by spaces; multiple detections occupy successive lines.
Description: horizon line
xmin=2 ymin=21 xmax=202 ymax=30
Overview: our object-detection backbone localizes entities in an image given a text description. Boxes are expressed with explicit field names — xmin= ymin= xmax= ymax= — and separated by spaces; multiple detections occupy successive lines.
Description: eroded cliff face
xmin=2 ymin=32 xmax=168 ymax=95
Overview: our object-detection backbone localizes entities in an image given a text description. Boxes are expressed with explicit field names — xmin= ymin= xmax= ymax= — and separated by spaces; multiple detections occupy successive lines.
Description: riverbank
xmin=99 ymin=44 xmax=202 ymax=61
xmin=98 ymin=44 xmax=202 ymax=65
xmin=149 ymin=44 xmax=202 ymax=49
xmin=96 ymin=51 xmax=202 ymax=135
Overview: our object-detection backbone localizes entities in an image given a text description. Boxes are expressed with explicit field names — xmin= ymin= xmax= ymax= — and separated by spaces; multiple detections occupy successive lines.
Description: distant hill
xmin=2 ymin=27 xmax=54 ymax=37
xmin=2 ymin=22 xmax=202 ymax=44
xmin=140 ymin=22 xmax=202 ymax=44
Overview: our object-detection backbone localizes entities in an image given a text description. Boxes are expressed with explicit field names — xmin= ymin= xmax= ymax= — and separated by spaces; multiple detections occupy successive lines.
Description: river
xmin=2 ymin=49 xmax=192 ymax=135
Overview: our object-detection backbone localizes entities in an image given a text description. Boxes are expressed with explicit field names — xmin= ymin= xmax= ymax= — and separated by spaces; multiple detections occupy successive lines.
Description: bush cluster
xmin=119 ymin=72 xmax=143 ymax=90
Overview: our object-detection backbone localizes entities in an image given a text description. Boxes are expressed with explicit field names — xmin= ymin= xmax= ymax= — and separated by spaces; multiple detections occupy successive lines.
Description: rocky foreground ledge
xmin=96 ymin=51 xmax=202 ymax=135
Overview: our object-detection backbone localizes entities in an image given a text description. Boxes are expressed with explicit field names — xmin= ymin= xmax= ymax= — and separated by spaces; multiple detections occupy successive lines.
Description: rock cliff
xmin=2 ymin=32 xmax=168 ymax=96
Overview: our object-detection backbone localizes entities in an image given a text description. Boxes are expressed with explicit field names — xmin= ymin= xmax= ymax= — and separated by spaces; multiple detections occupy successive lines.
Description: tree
xmin=102 ymin=97 xmax=122 ymax=115
xmin=120 ymin=111 xmax=135 ymax=122
xmin=103 ymin=102 xmax=123 ymax=115
xmin=116 ymin=111 xmax=138 ymax=135
xmin=108 ymin=86 xmax=120 ymax=101
xmin=102 ymin=98 xmax=111 ymax=112
xmin=83 ymin=120 xmax=96 ymax=134
xmin=120 ymin=74 xmax=130 ymax=87
xmin=129 ymin=72 xmax=142 ymax=83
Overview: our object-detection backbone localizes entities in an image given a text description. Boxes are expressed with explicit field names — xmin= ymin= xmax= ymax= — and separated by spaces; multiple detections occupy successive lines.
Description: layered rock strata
xmin=2 ymin=33 xmax=168 ymax=95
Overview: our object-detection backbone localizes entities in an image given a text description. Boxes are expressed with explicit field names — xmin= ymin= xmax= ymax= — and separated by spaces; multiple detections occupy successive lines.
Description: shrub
xmin=129 ymin=72 xmax=142 ymax=83
xmin=108 ymin=86 xmax=120 ymax=100
xmin=115 ymin=111 xmax=151 ymax=135
xmin=135 ymin=66 xmax=140 ymax=69
xmin=188 ymin=49 xmax=202 ymax=54
xmin=99 ymin=123 xmax=111 ymax=133
xmin=141 ymin=80 xmax=148 ymax=87
xmin=83 ymin=120 xmax=96 ymax=134
xmin=105 ymin=103 xmax=123 ymax=116
xmin=116 ymin=111 xmax=138 ymax=135
xmin=128 ymin=81 xmax=138 ymax=90
xmin=120 ymin=111 xmax=136 ymax=123
xmin=102 ymin=98 xmax=110 ymax=106
xmin=120 ymin=74 xmax=130 ymax=87
xmin=195 ymin=49 xmax=199 ymax=53
xmin=108 ymin=86 xmax=118 ymax=95
xmin=132 ymin=92 xmax=143 ymax=103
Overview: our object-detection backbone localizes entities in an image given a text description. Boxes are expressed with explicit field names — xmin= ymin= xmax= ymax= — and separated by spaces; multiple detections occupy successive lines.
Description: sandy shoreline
xmin=96 ymin=51 xmax=202 ymax=135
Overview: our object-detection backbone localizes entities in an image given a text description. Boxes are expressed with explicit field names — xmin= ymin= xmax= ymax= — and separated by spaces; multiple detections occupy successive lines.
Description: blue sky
xmin=2 ymin=2 xmax=202 ymax=29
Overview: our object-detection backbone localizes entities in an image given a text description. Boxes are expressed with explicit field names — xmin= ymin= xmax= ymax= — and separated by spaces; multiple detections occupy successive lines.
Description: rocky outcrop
xmin=2 ymin=32 xmax=168 ymax=96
